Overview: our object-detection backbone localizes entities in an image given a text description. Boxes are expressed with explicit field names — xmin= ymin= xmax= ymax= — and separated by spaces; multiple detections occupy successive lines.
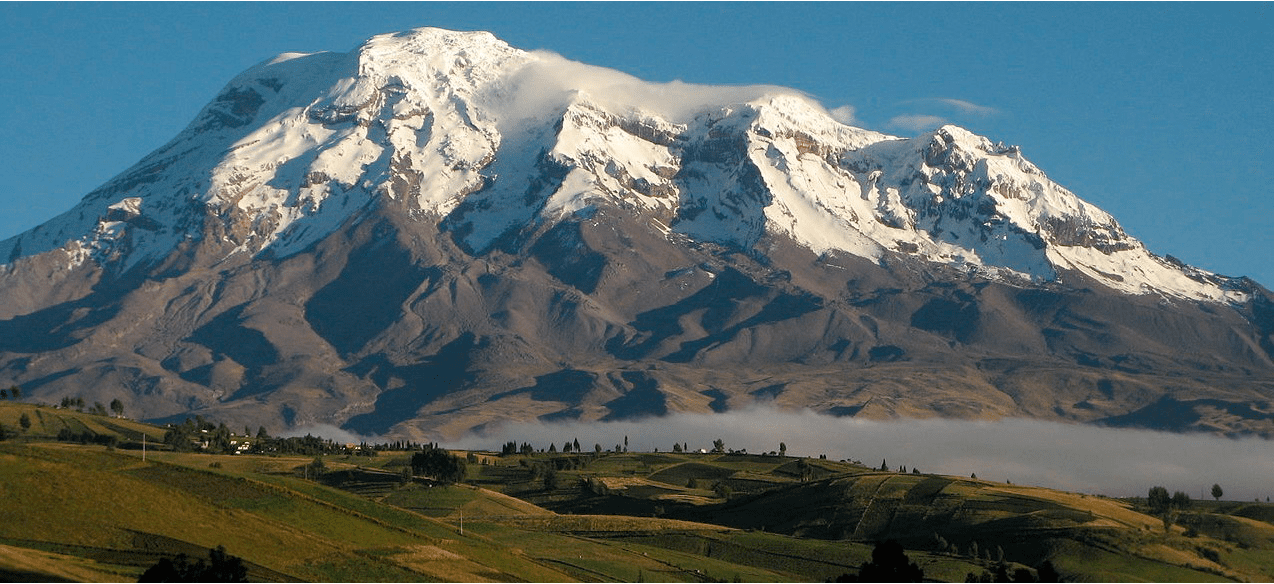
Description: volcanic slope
xmin=0 ymin=28 xmax=1271 ymax=440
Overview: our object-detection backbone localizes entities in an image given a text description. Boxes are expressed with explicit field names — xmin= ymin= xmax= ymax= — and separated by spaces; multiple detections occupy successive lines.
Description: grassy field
xmin=2 ymin=401 xmax=1273 ymax=582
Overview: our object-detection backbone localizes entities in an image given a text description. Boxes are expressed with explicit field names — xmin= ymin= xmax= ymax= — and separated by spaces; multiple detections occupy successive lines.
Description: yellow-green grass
xmin=698 ymin=469 xmax=1159 ymax=541
xmin=382 ymin=483 xmax=552 ymax=519
xmin=0 ymin=442 xmax=351 ymax=580
xmin=3 ymin=441 xmax=825 ymax=582
xmin=535 ymin=452 xmax=1274 ymax=581
xmin=7 ymin=422 xmax=1274 ymax=582
xmin=462 ymin=520 xmax=792 ymax=582
xmin=1220 ymin=546 xmax=1274 ymax=581
xmin=0 ymin=442 xmax=578 ymax=581
xmin=647 ymin=461 xmax=738 ymax=486
xmin=1048 ymin=541 xmax=1232 ymax=583
xmin=614 ymin=529 xmax=866 ymax=581
xmin=0 ymin=401 xmax=165 ymax=442
xmin=147 ymin=452 xmax=477 ymax=543
xmin=0 ymin=542 xmax=135 ymax=582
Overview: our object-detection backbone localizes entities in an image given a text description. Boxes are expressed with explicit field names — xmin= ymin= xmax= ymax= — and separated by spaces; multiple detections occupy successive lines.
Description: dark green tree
xmin=1212 ymin=483 xmax=1223 ymax=501
xmin=1147 ymin=486 xmax=1171 ymax=515
xmin=410 ymin=446 xmax=467 ymax=483
xmin=256 ymin=426 xmax=270 ymax=440
xmin=19 ymin=412 xmax=31 ymax=431
xmin=779 ymin=442 xmax=787 ymax=457
xmin=306 ymin=455 xmax=326 ymax=478
xmin=1171 ymin=490 xmax=1191 ymax=510
xmin=8 ymin=386 xmax=18 ymax=399
xmin=110 ymin=398 xmax=124 ymax=417
xmin=856 ymin=540 xmax=924 ymax=582
xmin=573 ymin=437 xmax=581 ymax=452
xmin=1036 ymin=560 xmax=1060 ymax=583
xmin=208 ymin=423 xmax=233 ymax=453
xmin=139 ymin=545 xmax=247 ymax=582
xmin=163 ymin=419 xmax=198 ymax=451
xmin=712 ymin=438 xmax=725 ymax=453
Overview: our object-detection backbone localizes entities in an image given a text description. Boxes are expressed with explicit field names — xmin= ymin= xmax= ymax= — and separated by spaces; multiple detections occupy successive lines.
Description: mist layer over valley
xmin=445 ymin=408 xmax=1274 ymax=502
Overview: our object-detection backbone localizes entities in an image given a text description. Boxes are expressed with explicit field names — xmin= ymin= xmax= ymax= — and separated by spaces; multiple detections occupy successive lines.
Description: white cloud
xmin=829 ymin=105 xmax=857 ymax=125
xmin=879 ymin=98 xmax=1000 ymax=134
xmin=888 ymin=114 xmax=948 ymax=133
xmin=935 ymin=98 xmax=998 ymax=116
xmin=899 ymin=98 xmax=999 ymax=117
xmin=493 ymin=50 xmax=806 ymax=125
xmin=442 ymin=408 xmax=1274 ymax=502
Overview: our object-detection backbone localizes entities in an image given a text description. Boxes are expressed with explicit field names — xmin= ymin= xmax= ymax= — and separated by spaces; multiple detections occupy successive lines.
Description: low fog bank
xmin=444 ymin=408 xmax=1274 ymax=502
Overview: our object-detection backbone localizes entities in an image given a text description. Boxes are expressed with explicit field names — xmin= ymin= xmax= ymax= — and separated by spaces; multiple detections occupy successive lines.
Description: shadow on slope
xmin=342 ymin=333 xmax=482 ymax=436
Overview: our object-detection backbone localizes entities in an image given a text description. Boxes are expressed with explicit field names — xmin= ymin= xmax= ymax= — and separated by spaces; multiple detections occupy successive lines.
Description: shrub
xmin=139 ymin=545 xmax=247 ymax=582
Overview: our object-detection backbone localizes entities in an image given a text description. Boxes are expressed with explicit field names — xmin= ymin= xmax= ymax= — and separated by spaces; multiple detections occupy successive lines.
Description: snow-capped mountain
xmin=0 ymin=28 xmax=1244 ymax=302
xmin=1 ymin=28 xmax=1271 ymax=440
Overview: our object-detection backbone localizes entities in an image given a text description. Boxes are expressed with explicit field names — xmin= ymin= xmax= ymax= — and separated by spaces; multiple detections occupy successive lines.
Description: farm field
xmin=1 ymin=401 xmax=1272 ymax=582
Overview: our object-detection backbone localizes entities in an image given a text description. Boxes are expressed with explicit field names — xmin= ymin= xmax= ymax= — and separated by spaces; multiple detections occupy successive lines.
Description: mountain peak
xmin=0 ymin=27 xmax=1254 ymax=305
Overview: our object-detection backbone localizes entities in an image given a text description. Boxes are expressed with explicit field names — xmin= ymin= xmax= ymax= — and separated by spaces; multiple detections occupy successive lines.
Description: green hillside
xmin=453 ymin=450 xmax=1272 ymax=582
xmin=0 ymin=401 xmax=166 ymax=444
xmin=1 ymin=401 xmax=1272 ymax=582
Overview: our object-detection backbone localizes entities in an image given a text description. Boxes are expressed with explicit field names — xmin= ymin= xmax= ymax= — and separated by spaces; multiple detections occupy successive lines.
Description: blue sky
xmin=2 ymin=2 xmax=1271 ymax=286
